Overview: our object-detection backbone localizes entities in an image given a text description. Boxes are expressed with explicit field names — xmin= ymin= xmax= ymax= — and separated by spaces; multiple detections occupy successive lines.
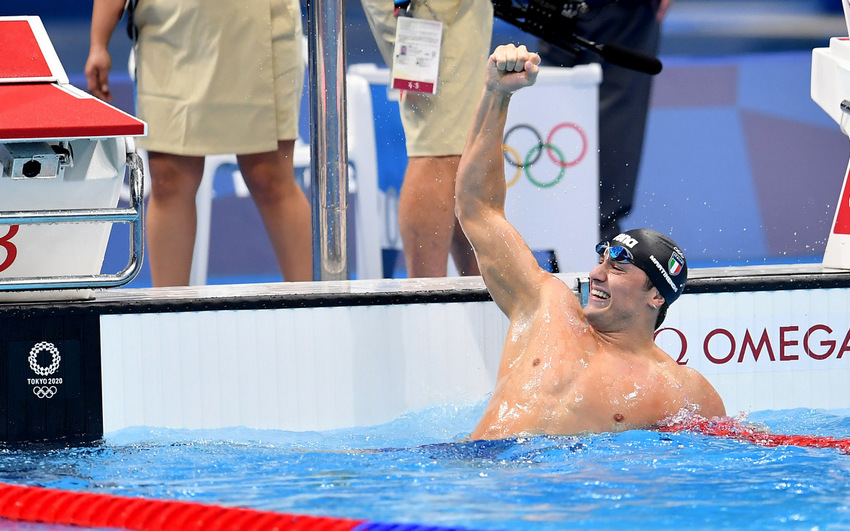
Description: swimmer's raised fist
xmin=486 ymin=44 xmax=541 ymax=94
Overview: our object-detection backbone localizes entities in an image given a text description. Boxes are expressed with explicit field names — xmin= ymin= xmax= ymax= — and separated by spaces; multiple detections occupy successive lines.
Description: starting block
xmin=811 ymin=2 xmax=850 ymax=269
xmin=0 ymin=16 xmax=147 ymax=300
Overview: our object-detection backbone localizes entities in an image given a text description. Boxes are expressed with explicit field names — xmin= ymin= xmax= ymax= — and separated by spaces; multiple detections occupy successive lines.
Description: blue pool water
xmin=2 ymin=403 xmax=850 ymax=530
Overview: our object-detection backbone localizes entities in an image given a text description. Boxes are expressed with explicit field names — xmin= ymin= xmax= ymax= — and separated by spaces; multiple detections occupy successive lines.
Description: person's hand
xmin=85 ymin=47 xmax=113 ymax=102
xmin=485 ymin=44 xmax=541 ymax=95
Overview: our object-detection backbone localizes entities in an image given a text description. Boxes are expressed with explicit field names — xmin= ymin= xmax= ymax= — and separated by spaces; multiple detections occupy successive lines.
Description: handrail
xmin=0 ymin=151 xmax=145 ymax=291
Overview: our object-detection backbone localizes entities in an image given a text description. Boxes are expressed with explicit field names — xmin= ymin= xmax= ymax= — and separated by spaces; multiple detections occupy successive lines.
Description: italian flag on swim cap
xmin=668 ymin=254 xmax=684 ymax=276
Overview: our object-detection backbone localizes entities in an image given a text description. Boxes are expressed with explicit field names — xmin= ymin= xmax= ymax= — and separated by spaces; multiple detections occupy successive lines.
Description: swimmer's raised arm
xmin=455 ymin=45 xmax=547 ymax=318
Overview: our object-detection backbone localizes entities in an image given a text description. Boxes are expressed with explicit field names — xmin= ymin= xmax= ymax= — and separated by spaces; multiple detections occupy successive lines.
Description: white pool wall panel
xmin=100 ymin=301 xmax=508 ymax=434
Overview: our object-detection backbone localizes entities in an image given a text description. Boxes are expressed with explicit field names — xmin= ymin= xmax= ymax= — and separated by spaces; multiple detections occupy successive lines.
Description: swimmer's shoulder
xmin=675 ymin=363 xmax=727 ymax=418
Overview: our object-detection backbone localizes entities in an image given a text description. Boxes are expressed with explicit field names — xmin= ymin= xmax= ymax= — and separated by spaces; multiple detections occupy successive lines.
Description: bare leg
xmin=146 ymin=152 xmax=204 ymax=287
xmin=398 ymin=156 xmax=455 ymax=277
xmin=237 ymin=140 xmax=312 ymax=281
xmin=398 ymin=155 xmax=479 ymax=277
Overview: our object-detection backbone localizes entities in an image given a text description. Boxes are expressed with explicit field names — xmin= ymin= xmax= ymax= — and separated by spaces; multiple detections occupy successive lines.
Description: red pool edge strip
xmin=659 ymin=416 xmax=850 ymax=454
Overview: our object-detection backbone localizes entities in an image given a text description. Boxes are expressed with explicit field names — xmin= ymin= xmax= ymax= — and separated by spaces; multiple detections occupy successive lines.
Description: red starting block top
xmin=0 ymin=84 xmax=147 ymax=141
xmin=0 ymin=16 xmax=146 ymax=141
xmin=0 ymin=17 xmax=66 ymax=84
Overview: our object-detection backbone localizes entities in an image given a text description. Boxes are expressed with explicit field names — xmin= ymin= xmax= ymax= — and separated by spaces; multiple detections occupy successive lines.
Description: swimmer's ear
xmin=649 ymin=289 xmax=665 ymax=310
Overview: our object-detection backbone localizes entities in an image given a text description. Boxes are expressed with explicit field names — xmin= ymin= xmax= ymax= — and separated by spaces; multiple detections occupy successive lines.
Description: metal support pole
xmin=307 ymin=0 xmax=349 ymax=281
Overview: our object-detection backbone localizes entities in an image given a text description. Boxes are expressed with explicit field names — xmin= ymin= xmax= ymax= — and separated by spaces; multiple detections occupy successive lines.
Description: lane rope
xmin=0 ymin=482 xmax=477 ymax=531
xmin=660 ymin=415 xmax=850 ymax=453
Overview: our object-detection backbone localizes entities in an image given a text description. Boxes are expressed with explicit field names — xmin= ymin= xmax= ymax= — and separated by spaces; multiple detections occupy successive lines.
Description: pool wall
xmin=2 ymin=266 xmax=850 ymax=442
xmin=99 ymin=298 xmax=508 ymax=433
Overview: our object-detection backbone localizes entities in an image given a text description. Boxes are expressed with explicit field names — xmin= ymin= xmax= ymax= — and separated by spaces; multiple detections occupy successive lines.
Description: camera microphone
xmin=492 ymin=0 xmax=664 ymax=76
xmin=570 ymin=35 xmax=663 ymax=75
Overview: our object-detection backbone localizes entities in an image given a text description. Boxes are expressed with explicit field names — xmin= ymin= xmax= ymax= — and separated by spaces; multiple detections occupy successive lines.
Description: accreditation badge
xmin=391 ymin=16 xmax=442 ymax=94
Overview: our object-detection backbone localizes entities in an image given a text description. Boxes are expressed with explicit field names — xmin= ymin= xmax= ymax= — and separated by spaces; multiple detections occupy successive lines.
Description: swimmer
xmin=455 ymin=44 xmax=726 ymax=440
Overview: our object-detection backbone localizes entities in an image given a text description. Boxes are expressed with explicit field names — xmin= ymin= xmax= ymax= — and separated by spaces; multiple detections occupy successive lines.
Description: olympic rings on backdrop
xmin=501 ymin=122 xmax=588 ymax=189
xmin=503 ymin=124 xmax=543 ymax=169
xmin=524 ymin=143 xmax=566 ymax=188
xmin=504 ymin=143 xmax=567 ymax=188
xmin=546 ymin=123 xmax=587 ymax=168
xmin=503 ymin=145 xmax=523 ymax=187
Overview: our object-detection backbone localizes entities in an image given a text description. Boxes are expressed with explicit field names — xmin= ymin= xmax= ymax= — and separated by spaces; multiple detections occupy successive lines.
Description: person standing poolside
xmin=86 ymin=0 xmax=312 ymax=286
xmin=360 ymin=0 xmax=493 ymax=277
xmin=455 ymin=44 xmax=725 ymax=440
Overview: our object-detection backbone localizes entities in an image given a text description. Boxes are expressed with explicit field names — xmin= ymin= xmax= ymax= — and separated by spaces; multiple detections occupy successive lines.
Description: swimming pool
xmin=3 ymin=402 xmax=850 ymax=530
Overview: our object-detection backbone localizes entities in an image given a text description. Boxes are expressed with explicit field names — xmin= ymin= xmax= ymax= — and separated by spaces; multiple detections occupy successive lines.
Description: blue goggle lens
xmin=595 ymin=242 xmax=634 ymax=264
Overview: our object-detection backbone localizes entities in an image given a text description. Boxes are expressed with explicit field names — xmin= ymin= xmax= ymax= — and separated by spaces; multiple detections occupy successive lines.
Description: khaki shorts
xmin=361 ymin=0 xmax=493 ymax=157
xmin=134 ymin=0 xmax=304 ymax=156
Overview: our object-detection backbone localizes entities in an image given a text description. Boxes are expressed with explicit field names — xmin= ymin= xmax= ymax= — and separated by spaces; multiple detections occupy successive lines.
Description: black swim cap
xmin=608 ymin=228 xmax=688 ymax=305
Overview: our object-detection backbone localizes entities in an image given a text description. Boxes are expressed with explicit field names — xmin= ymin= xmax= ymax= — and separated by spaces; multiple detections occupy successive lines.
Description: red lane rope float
xmin=659 ymin=415 xmax=850 ymax=454
xmin=0 ymin=482 xmax=365 ymax=531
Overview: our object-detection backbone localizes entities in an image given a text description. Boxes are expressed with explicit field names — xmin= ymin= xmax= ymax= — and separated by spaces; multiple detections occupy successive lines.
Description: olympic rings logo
xmin=29 ymin=341 xmax=60 ymax=376
xmin=33 ymin=386 xmax=57 ymax=399
xmin=502 ymin=122 xmax=588 ymax=188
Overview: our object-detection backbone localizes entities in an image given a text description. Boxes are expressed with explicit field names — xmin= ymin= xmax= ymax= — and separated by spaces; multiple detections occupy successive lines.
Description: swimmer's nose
xmin=589 ymin=260 xmax=608 ymax=281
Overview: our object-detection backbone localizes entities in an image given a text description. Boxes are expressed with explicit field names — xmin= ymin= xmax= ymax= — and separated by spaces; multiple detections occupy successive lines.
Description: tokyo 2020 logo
xmin=27 ymin=341 xmax=62 ymax=399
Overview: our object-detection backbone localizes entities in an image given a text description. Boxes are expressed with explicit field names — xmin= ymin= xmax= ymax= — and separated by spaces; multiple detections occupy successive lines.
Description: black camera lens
xmin=22 ymin=160 xmax=41 ymax=178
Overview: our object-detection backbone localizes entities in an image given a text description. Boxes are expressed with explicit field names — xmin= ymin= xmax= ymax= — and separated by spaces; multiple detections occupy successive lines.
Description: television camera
xmin=492 ymin=0 xmax=663 ymax=75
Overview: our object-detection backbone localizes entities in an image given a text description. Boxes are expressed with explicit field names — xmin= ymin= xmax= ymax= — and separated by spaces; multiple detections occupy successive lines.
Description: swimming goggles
xmin=595 ymin=241 xmax=634 ymax=264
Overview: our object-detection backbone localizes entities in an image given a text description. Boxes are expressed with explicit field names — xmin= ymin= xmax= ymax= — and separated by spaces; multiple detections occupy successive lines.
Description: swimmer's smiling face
xmin=583 ymin=249 xmax=658 ymax=331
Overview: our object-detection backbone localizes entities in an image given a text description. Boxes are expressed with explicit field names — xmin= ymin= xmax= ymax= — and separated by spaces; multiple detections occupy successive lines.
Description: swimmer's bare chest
xmin=471 ymin=286 xmax=685 ymax=439
xmin=484 ymin=333 xmax=682 ymax=437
